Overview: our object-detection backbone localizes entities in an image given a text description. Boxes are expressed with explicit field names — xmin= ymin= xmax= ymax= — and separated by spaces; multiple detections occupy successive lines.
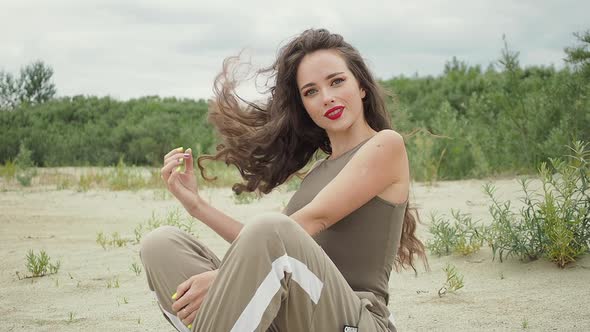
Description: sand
xmin=1 ymin=176 xmax=589 ymax=331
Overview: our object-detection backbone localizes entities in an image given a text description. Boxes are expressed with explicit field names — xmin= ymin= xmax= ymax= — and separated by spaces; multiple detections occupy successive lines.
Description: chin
xmin=324 ymin=121 xmax=354 ymax=133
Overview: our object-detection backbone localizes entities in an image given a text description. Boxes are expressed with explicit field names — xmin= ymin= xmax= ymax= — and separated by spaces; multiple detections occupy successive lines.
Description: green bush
xmin=485 ymin=141 xmax=589 ymax=267
xmin=14 ymin=142 xmax=36 ymax=186
xmin=427 ymin=210 xmax=486 ymax=256
xmin=0 ymin=160 xmax=17 ymax=179
xmin=15 ymin=142 xmax=35 ymax=168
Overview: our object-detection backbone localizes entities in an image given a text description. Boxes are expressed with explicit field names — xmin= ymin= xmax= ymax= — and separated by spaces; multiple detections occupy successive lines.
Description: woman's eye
xmin=332 ymin=78 xmax=344 ymax=85
xmin=304 ymin=89 xmax=317 ymax=96
xmin=303 ymin=79 xmax=343 ymax=96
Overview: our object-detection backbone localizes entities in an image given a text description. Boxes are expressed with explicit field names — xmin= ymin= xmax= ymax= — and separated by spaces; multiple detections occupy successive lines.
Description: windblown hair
xmin=197 ymin=28 xmax=427 ymax=271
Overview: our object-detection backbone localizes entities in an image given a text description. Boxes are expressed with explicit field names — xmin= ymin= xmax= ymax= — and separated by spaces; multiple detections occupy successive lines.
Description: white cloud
xmin=0 ymin=0 xmax=588 ymax=100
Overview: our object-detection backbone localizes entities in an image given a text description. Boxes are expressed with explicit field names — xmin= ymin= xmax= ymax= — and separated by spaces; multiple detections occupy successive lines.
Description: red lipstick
xmin=324 ymin=106 xmax=344 ymax=120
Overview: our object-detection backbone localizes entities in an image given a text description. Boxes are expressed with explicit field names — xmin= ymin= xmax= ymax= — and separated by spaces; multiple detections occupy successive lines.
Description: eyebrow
xmin=300 ymin=72 xmax=344 ymax=91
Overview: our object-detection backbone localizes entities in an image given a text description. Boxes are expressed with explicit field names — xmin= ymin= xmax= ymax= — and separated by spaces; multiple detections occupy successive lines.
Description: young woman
xmin=140 ymin=28 xmax=427 ymax=332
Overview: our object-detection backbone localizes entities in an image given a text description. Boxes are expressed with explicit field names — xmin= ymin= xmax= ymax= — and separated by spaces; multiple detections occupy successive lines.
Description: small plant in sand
xmin=130 ymin=262 xmax=142 ymax=276
xmin=96 ymin=231 xmax=133 ymax=249
xmin=521 ymin=317 xmax=529 ymax=329
xmin=24 ymin=250 xmax=60 ymax=278
xmin=67 ymin=312 xmax=75 ymax=323
xmin=133 ymin=208 xmax=199 ymax=244
xmin=438 ymin=263 xmax=464 ymax=297
xmin=485 ymin=141 xmax=589 ymax=267
xmin=133 ymin=224 xmax=144 ymax=244
xmin=106 ymin=276 xmax=120 ymax=288
xmin=111 ymin=232 xmax=131 ymax=247
xmin=163 ymin=208 xmax=197 ymax=234
xmin=96 ymin=231 xmax=108 ymax=249
xmin=117 ymin=297 xmax=129 ymax=305
xmin=427 ymin=210 xmax=486 ymax=256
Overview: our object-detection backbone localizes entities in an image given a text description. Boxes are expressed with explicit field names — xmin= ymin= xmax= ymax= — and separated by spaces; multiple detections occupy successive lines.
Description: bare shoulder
xmin=358 ymin=129 xmax=409 ymax=195
xmin=372 ymin=129 xmax=404 ymax=146
xmin=360 ymin=129 xmax=406 ymax=161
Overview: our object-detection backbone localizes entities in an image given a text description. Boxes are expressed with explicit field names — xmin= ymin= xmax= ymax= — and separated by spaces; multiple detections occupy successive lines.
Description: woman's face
xmin=296 ymin=49 xmax=366 ymax=133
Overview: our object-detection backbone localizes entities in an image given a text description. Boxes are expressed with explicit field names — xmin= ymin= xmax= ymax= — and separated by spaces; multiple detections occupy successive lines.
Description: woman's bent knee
xmin=139 ymin=225 xmax=181 ymax=266
xmin=239 ymin=212 xmax=303 ymax=241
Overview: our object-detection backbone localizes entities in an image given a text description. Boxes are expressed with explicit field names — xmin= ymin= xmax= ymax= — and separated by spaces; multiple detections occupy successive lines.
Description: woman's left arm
xmin=289 ymin=130 xmax=408 ymax=235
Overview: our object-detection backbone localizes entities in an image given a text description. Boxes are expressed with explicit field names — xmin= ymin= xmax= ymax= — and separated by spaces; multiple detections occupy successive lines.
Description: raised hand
xmin=160 ymin=147 xmax=200 ymax=212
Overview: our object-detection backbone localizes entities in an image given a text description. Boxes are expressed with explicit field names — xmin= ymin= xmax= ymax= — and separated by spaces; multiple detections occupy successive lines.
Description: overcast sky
xmin=1 ymin=0 xmax=588 ymax=101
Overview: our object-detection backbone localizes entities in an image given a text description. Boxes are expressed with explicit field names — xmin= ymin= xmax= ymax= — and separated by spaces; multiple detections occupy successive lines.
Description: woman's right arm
xmin=161 ymin=147 xmax=243 ymax=244
xmin=187 ymin=197 xmax=244 ymax=244
xmin=192 ymin=157 xmax=327 ymax=240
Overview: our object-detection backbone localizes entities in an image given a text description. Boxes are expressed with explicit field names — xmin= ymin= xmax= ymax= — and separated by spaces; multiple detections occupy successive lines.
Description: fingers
xmin=174 ymin=288 xmax=195 ymax=311
xmin=177 ymin=305 xmax=191 ymax=320
xmin=161 ymin=147 xmax=193 ymax=182
xmin=160 ymin=158 xmax=184 ymax=182
xmin=182 ymin=310 xmax=197 ymax=327
xmin=164 ymin=147 xmax=184 ymax=161
xmin=164 ymin=152 xmax=185 ymax=166
xmin=177 ymin=278 xmax=192 ymax=298
xmin=181 ymin=295 xmax=203 ymax=316
xmin=183 ymin=148 xmax=194 ymax=174
xmin=165 ymin=150 xmax=192 ymax=174
xmin=171 ymin=279 xmax=193 ymax=312
xmin=177 ymin=297 xmax=201 ymax=321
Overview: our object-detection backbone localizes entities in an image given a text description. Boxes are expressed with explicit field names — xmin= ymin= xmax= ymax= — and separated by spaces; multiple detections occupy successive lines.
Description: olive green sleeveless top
xmin=283 ymin=138 xmax=407 ymax=305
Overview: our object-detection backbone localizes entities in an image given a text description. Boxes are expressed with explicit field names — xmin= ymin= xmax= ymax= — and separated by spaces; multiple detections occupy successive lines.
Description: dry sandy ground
xmin=1 ymin=177 xmax=589 ymax=331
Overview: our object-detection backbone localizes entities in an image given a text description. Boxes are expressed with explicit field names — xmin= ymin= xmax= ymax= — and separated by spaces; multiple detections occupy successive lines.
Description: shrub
xmin=14 ymin=142 xmax=36 ymax=186
xmin=25 ymin=249 xmax=60 ymax=277
xmin=15 ymin=142 xmax=35 ymax=169
xmin=485 ymin=141 xmax=589 ymax=267
xmin=427 ymin=210 xmax=486 ymax=256
xmin=0 ymin=160 xmax=17 ymax=179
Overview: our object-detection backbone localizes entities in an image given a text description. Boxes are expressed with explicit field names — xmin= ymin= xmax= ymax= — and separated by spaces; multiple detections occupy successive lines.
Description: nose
xmin=322 ymin=92 xmax=335 ymax=106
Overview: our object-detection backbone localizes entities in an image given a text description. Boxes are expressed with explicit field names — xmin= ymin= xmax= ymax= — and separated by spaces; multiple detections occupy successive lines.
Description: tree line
xmin=1 ymin=31 xmax=588 ymax=181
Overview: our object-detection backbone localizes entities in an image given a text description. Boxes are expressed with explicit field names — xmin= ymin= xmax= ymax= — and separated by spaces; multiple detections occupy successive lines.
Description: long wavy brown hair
xmin=197 ymin=28 xmax=428 ymax=271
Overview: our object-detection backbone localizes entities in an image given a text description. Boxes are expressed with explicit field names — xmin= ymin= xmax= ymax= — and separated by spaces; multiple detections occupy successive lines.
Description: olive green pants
xmin=140 ymin=212 xmax=396 ymax=332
